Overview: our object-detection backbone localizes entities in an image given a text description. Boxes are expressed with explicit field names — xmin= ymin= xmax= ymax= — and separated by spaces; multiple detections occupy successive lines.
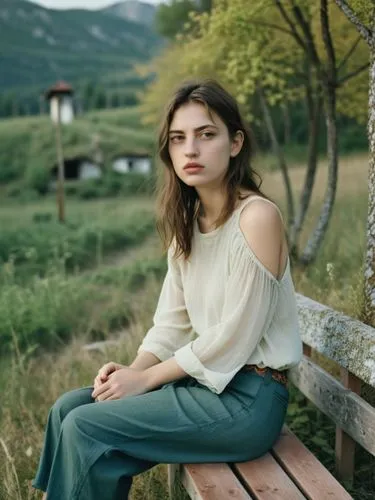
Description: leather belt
xmin=241 ymin=364 xmax=288 ymax=387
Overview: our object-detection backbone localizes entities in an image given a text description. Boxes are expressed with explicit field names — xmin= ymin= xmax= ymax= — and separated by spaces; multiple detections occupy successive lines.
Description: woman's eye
xmin=200 ymin=132 xmax=215 ymax=139
xmin=170 ymin=135 xmax=184 ymax=143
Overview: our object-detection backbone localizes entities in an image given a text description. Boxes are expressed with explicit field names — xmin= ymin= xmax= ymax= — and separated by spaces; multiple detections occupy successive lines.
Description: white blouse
xmin=138 ymin=196 xmax=302 ymax=394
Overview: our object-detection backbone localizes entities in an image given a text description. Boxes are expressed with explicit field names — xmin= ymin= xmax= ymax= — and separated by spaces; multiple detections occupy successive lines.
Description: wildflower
xmin=326 ymin=262 xmax=335 ymax=281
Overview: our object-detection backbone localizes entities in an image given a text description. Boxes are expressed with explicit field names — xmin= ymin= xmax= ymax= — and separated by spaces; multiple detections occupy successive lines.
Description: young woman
xmin=33 ymin=79 xmax=302 ymax=500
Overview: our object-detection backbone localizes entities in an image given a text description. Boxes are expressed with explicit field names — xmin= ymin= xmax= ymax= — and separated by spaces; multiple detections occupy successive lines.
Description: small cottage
xmin=112 ymin=154 xmax=152 ymax=175
xmin=51 ymin=157 xmax=102 ymax=182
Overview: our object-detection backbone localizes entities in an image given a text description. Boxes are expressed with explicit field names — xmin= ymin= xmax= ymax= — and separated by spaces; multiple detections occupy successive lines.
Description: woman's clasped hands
xmin=92 ymin=361 xmax=149 ymax=402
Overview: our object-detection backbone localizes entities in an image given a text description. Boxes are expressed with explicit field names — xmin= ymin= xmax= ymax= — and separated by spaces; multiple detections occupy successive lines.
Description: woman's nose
xmin=184 ymin=137 xmax=199 ymax=157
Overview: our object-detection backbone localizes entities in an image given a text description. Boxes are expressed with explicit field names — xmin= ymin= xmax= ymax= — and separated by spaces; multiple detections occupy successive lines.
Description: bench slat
xmin=180 ymin=463 xmax=252 ymax=499
xmin=234 ymin=452 xmax=306 ymax=499
xmin=290 ymin=356 xmax=375 ymax=457
xmin=272 ymin=427 xmax=353 ymax=499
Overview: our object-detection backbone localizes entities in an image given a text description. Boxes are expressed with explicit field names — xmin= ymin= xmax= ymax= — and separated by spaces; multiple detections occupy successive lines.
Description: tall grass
xmin=0 ymin=276 xmax=174 ymax=500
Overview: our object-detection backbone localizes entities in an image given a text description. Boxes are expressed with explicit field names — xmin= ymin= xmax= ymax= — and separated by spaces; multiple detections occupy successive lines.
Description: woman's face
xmin=168 ymin=101 xmax=243 ymax=189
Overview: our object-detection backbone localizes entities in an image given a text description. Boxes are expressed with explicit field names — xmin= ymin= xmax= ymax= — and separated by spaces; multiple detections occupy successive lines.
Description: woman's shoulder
xmin=233 ymin=194 xmax=285 ymax=281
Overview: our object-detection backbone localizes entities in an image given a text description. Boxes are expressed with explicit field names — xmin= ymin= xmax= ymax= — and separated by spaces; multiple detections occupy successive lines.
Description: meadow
xmin=0 ymin=151 xmax=372 ymax=499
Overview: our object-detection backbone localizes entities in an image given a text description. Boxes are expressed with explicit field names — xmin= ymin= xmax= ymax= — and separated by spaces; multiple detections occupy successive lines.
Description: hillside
xmin=0 ymin=0 xmax=162 ymax=113
xmin=103 ymin=1 xmax=156 ymax=27
xmin=0 ymin=107 xmax=155 ymax=187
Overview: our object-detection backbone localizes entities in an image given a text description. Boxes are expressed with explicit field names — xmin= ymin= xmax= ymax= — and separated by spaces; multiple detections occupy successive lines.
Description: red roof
xmin=46 ymin=81 xmax=74 ymax=99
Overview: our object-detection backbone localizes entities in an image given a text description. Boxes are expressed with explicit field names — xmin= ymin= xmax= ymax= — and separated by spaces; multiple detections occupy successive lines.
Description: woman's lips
xmin=183 ymin=163 xmax=204 ymax=173
xmin=184 ymin=166 xmax=204 ymax=173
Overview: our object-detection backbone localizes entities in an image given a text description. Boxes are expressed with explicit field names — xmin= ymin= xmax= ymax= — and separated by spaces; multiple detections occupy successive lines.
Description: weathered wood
xmin=335 ymin=369 xmax=361 ymax=483
xmin=234 ymin=453 xmax=306 ymax=499
xmin=180 ymin=463 xmax=251 ymax=500
xmin=168 ymin=464 xmax=180 ymax=499
xmin=289 ymin=356 xmax=375 ymax=457
xmin=303 ymin=343 xmax=312 ymax=357
xmin=272 ymin=427 xmax=353 ymax=499
xmin=296 ymin=293 xmax=375 ymax=387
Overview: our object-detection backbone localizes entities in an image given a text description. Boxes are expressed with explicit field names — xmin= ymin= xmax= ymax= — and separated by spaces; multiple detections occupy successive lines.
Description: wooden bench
xmin=168 ymin=294 xmax=375 ymax=499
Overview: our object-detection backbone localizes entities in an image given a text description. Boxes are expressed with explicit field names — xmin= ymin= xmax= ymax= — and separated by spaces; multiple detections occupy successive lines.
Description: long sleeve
xmin=137 ymin=246 xmax=195 ymax=361
xmin=174 ymin=233 xmax=280 ymax=394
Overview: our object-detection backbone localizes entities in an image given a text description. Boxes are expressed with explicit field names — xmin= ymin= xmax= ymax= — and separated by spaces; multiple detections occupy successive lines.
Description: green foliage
xmin=0 ymin=255 xmax=166 ymax=356
xmin=347 ymin=0 xmax=375 ymax=26
xmin=0 ymin=195 xmax=161 ymax=354
xmin=0 ymin=202 xmax=155 ymax=282
xmin=155 ymin=0 xmax=197 ymax=39
xmin=140 ymin=0 xmax=369 ymax=141
xmin=73 ymin=173 xmax=156 ymax=200
xmin=25 ymin=161 xmax=51 ymax=195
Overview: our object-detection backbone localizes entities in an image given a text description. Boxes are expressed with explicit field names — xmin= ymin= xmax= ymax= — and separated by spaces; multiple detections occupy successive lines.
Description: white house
xmin=45 ymin=81 xmax=74 ymax=125
xmin=112 ymin=154 xmax=152 ymax=175
xmin=50 ymin=157 xmax=102 ymax=184
xmin=79 ymin=160 xmax=102 ymax=180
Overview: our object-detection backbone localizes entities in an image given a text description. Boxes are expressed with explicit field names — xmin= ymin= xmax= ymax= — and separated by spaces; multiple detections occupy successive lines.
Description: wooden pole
xmin=335 ymin=368 xmax=361 ymax=483
xmin=55 ymin=96 xmax=65 ymax=223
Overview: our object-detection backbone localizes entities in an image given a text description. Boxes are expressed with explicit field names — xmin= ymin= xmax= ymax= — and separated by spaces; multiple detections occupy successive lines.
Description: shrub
xmin=26 ymin=164 xmax=50 ymax=195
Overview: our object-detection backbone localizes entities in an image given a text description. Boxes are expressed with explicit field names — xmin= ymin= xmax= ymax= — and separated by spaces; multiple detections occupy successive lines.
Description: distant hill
xmin=0 ymin=0 xmax=162 ymax=115
xmin=103 ymin=1 xmax=156 ymax=28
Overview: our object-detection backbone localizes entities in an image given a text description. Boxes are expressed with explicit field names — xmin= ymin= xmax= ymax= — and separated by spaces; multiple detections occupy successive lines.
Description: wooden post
xmin=335 ymin=368 xmax=361 ymax=483
xmin=303 ymin=343 xmax=312 ymax=358
xmin=55 ymin=96 xmax=65 ymax=223
xmin=168 ymin=464 xmax=179 ymax=499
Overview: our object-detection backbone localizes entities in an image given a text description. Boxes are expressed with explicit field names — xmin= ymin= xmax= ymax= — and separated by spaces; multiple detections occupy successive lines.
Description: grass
xmin=0 ymin=195 xmax=162 ymax=355
xmin=0 ymin=197 xmax=156 ymax=282
xmin=0 ymin=275 xmax=168 ymax=500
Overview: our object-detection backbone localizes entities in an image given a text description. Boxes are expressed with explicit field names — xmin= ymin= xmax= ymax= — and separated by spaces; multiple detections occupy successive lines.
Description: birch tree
xmin=334 ymin=0 xmax=375 ymax=324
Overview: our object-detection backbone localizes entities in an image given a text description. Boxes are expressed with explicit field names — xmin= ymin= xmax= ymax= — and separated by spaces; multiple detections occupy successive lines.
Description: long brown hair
xmin=156 ymin=79 xmax=266 ymax=259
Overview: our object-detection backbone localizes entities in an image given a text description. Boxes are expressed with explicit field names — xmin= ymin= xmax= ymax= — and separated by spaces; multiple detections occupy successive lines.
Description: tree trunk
xmin=364 ymin=50 xmax=375 ymax=325
xmin=257 ymin=86 xmax=295 ymax=229
xmin=289 ymin=86 xmax=322 ymax=258
xmin=299 ymin=83 xmax=338 ymax=266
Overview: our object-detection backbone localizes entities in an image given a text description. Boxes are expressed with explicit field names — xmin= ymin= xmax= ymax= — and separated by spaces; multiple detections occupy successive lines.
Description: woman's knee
xmin=51 ymin=386 xmax=93 ymax=423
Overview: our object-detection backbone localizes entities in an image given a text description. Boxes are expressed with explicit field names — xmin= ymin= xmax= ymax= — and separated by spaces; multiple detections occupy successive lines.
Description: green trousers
xmin=32 ymin=369 xmax=288 ymax=500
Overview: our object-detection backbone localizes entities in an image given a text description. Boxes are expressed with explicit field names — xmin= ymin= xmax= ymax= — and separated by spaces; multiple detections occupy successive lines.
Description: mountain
xmin=0 ymin=0 xmax=162 ymax=114
xmin=102 ymin=1 xmax=156 ymax=28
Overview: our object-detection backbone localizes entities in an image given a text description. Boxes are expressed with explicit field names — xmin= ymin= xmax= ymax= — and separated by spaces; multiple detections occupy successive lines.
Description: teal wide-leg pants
xmin=33 ymin=369 xmax=288 ymax=500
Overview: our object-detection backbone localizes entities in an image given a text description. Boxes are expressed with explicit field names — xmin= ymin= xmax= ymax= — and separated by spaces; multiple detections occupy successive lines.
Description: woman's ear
xmin=230 ymin=130 xmax=244 ymax=157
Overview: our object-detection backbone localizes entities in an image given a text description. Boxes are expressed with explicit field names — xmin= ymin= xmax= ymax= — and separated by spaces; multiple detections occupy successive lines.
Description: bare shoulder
xmin=239 ymin=199 xmax=284 ymax=279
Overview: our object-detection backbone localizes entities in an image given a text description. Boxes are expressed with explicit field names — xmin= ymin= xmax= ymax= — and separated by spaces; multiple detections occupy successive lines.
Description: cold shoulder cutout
xmin=236 ymin=195 xmax=289 ymax=282
xmin=138 ymin=195 xmax=302 ymax=394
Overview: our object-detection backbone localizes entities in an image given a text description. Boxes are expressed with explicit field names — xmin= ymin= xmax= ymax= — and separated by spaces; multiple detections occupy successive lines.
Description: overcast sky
xmin=29 ymin=0 xmax=162 ymax=10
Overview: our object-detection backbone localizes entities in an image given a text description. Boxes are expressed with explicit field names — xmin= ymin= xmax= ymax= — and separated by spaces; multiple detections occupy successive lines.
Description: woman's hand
xmin=92 ymin=367 xmax=150 ymax=402
xmin=93 ymin=362 xmax=125 ymax=393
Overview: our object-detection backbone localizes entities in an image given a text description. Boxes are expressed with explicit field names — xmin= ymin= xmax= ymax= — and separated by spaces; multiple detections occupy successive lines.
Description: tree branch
xmin=320 ymin=0 xmax=336 ymax=84
xmin=334 ymin=0 xmax=374 ymax=48
xmin=337 ymin=35 xmax=362 ymax=71
xmin=274 ymin=0 xmax=306 ymax=51
xmin=289 ymin=0 xmax=323 ymax=72
xmin=250 ymin=20 xmax=296 ymax=37
xmin=338 ymin=62 xmax=370 ymax=85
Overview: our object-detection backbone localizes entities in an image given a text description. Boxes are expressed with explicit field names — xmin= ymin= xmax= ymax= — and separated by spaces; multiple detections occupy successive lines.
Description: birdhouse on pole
xmin=46 ymin=81 xmax=74 ymax=125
